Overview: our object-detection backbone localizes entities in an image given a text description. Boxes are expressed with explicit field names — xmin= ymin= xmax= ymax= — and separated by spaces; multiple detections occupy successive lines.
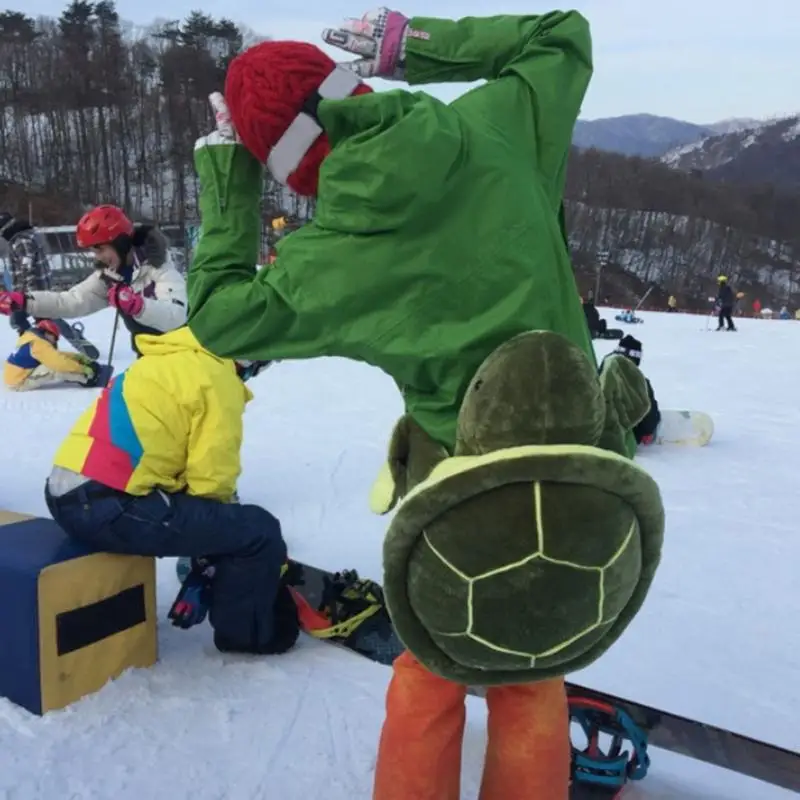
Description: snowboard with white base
xmin=651 ymin=410 xmax=714 ymax=447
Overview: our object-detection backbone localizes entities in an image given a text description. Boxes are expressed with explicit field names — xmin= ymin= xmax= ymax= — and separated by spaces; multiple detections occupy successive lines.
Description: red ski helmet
xmin=76 ymin=205 xmax=134 ymax=249
xmin=224 ymin=41 xmax=372 ymax=197
xmin=35 ymin=319 xmax=60 ymax=340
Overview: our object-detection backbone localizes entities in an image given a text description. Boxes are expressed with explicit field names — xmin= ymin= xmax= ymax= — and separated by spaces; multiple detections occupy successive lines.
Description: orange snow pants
xmin=373 ymin=651 xmax=570 ymax=800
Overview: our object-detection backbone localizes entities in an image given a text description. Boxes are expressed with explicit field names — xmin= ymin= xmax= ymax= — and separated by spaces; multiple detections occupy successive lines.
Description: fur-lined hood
xmin=132 ymin=225 xmax=168 ymax=268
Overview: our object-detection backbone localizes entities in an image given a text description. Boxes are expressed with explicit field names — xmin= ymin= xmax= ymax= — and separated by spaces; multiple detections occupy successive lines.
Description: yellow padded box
xmin=0 ymin=509 xmax=157 ymax=715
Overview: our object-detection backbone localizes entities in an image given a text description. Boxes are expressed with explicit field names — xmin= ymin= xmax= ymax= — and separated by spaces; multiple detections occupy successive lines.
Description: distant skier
xmin=0 ymin=205 xmax=187 ymax=355
xmin=44 ymin=326 xmax=297 ymax=655
xmin=715 ymin=276 xmax=736 ymax=331
xmin=604 ymin=335 xmax=660 ymax=445
xmin=0 ymin=212 xmax=52 ymax=292
xmin=667 ymin=295 xmax=677 ymax=313
xmin=3 ymin=316 xmax=103 ymax=391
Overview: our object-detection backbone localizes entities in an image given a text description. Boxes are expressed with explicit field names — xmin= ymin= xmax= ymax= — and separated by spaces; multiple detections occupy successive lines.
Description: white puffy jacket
xmin=26 ymin=227 xmax=187 ymax=351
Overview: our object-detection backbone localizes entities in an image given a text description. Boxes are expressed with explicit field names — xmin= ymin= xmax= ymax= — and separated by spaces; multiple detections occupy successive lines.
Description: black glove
xmin=9 ymin=309 xmax=30 ymax=334
xmin=168 ymin=557 xmax=216 ymax=630
xmin=83 ymin=361 xmax=103 ymax=387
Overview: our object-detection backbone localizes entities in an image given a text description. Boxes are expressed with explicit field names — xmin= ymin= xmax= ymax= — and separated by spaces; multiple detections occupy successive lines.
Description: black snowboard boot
xmin=213 ymin=566 xmax=300 ymax=655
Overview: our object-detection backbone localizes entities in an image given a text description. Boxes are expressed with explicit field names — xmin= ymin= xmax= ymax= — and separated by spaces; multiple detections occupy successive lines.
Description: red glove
xmin=0 ymin=291 xmax=25 ymax=316
xmin=107 ymin=284 xmax=144 ymax=317
xmin=639 ymin=434 xmax=655 ymax=446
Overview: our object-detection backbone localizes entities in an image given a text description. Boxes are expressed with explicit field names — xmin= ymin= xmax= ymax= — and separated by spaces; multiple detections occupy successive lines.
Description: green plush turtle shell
xmin=381 ymin=330 xmax=664 ymax=685
xmin=411 ymin=480 xmax=639 ymax=670
xmin=382 ymin=446 xmax=664 ymax=686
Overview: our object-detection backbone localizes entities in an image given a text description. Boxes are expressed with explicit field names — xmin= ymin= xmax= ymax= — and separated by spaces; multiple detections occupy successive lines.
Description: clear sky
xmin=7 ymin=0 xmax=799 ymax=124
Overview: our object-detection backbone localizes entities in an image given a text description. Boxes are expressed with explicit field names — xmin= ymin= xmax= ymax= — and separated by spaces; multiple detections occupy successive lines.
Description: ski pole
xmin=106 ymin=249 xmax=141 ymax=367
xmin=107 ymin=309 xmax=120 ymax=367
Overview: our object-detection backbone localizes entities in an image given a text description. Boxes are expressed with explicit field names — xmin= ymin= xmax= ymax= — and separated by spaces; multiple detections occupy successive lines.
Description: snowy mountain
xmin=662 ymin=115 xmax=800 ymax=188
xmin=0 ymin=308 xmax=798 ymax=799
xmin=572 ymin=114 xmax=787 ymax=160
xmin=572 ymin=114 xmax=713 ymax=157
xmin=702 ymin=117 xmax=762 ymax=136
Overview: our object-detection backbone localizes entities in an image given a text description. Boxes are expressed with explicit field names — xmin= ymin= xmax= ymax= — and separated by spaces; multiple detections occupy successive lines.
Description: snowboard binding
xmin=569 ymin=695 xmax=650 ymax=789
xmin=286 ymin=562 xmax=393 ymax=657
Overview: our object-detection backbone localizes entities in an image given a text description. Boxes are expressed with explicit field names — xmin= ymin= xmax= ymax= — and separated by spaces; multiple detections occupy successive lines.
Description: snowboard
xmin=287 ymin=561 xmax=398 ymax=666
xmin=650 ymin=410 xmax=714 ymax=447
xmin=592 ymin=328 xmax=623 ymax=341
xmin=54 ymin=319 xmax=100 ymax=360
xmin=4 ymin=231 xmax=101 ymax=361
xmin=614 ymin=314 xmax=643 ymax=325
xmin=279 ymin=561 xmax=800 ymax=794
xmin=8 ymin=311 xmax=101 ymax=362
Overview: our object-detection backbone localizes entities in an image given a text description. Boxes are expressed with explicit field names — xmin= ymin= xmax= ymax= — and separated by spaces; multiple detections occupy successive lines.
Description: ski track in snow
xmin=0 ymin=307 xmax=798 ymax=798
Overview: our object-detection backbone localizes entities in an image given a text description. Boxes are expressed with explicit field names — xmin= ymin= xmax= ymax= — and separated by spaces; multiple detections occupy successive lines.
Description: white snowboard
xmin=652 ymin=410 xmax=714 ymax=447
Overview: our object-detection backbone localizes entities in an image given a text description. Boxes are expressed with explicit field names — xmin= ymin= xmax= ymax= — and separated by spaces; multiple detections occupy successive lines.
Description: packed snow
xmin=0 ymin=307 xmax=798 ymax=799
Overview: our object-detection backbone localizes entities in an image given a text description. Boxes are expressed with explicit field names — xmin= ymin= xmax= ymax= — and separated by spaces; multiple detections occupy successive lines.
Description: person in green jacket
xmin=187 ymin=8 xmax=664 ymax=799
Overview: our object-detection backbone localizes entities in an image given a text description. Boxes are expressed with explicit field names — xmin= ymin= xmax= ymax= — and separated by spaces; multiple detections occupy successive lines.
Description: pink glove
xmin=108 ymin=284 xmax=144 ymax=317
xmin=322 ymin=7 xmax=412 ymax=80
xmin=0 ymin=291 xmax=25 ymax=316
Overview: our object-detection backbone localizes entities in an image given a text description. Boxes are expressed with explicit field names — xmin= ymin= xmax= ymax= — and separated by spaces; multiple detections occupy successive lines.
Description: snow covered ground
xmin=0 ymin=307 xmax=798 ymax=798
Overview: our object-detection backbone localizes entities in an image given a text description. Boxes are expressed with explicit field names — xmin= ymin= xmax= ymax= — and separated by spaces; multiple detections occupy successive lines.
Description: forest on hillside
xmin=1 ymin=2 xmax=798 ymax=306
xmin=0 ymin=2 xmax=292 ymax=224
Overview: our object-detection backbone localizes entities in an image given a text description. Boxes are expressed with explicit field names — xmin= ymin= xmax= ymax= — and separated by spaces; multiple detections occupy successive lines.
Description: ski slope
xmin=0 ymin=307 xmax=797 ymax=799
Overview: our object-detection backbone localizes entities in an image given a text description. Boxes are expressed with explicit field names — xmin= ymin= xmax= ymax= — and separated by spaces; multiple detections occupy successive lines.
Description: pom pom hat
xmin=225 ymin=41 xmax=373 ymax=197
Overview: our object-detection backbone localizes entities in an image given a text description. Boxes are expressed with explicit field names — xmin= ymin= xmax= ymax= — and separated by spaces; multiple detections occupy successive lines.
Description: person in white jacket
xmin=0 ymin=205 xmax=187 ymax=356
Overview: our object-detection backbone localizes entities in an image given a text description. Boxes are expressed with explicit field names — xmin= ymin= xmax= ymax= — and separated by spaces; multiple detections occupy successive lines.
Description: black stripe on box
xmin=56 ymin=584 xmax=147 ymax=656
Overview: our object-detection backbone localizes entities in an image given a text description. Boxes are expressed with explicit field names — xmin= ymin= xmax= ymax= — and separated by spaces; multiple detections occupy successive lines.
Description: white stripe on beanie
xmin=267 ymin=65 xmax=362 ymax=184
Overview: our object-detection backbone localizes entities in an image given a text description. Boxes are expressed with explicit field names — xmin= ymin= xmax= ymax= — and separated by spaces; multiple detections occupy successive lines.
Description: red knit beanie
xmin=225 ymin=41 xmax=373 ymax=197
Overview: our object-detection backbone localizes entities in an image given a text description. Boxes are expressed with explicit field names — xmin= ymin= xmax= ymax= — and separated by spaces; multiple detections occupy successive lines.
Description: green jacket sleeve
xmin=188 ymin=143 xmax=288 ymax=359
xmin=188 ymin=143 xmax=262 ymax=318
xmin=188 ymin=142 xmax=352 ymax=361
xmin=405 ymin=12 xmax=592 ymax=203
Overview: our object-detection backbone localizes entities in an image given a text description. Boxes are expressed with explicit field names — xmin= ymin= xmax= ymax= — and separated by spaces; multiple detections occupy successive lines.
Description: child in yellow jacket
xmin=4 ymin=318 xmax=101 ymax=391
xmin=45 ymin=325 xmax=298 ymax=655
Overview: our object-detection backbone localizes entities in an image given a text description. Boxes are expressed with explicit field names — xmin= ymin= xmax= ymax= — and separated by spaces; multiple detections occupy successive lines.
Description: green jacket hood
xmin=316 ymin=89 xmax=463 ymax=233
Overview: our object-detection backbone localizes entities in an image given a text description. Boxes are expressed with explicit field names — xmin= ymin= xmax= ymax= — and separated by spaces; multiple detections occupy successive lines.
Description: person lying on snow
xmin=184 ymin=9 xmax=665 ymax=800
xmin=616 ymin=307 xmax=640 ymax=323
xmin=44 ymin=326 xmax=299 ymax=656
xmin=4 ymin=317 xmax=104 ymax=391
xmin=0 ymin=205 xmax=187 ymax=356
xmin=604 ymin=335 xmax=661 ymax=446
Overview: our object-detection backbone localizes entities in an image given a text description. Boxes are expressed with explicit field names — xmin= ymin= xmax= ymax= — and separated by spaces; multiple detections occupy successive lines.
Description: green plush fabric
xmin=369 ymin=414 xmax=448 ymax=514
xmin=456 ymin=331 xmax=605 ymax=454
xmin=382 ymin=331 xmax=665 ymax=685
xmin=596 ymin=354 xmax=651 ymax=457
xmin=386 ymin=414 xmax=449 ymax=503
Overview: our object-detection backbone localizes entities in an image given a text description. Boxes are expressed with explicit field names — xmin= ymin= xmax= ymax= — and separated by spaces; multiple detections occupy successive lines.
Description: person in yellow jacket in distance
xmin=4 ymin=317 xmax=102 ymax=391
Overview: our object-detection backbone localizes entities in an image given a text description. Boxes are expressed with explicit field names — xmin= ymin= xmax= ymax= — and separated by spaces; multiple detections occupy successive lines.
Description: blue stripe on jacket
xmin=107 ymin=372 xmax=145 ymax=470
xmin=7 ymin=342 xmax=39 ymax=370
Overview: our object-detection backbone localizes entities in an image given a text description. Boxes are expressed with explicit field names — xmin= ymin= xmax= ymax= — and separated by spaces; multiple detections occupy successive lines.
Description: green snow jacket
xmin=188 ymin=11 xmax=594 ymax=449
